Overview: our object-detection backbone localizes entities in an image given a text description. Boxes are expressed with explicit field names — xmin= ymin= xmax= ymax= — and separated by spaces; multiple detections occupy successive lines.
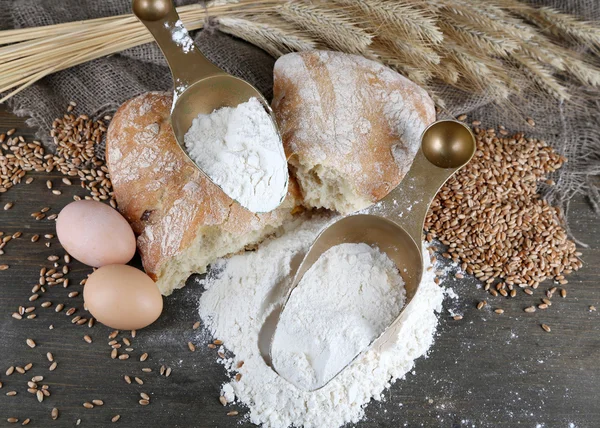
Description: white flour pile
xmin=271 ymin=243 xmax=406 ymax=391
xmin=183 ymin=97 xmax=287 ymax=212
xmin=198 ymin=214 xmax=444 ymax=428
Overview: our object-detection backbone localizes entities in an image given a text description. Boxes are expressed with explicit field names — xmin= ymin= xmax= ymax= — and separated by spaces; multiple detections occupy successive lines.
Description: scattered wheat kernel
xmin=112 ymin=415 xmax=121 ymax=423
xmin=541 ymin=324 xmax=551 ymax=332
xmin=494 ymin=309 xmax=504 ymax=314
xmin=26 ymin=338 xmax=36 ymax=348
xmin=135 ymin=377 xmax=144 ymax=385
xmin=219 ymin=396 xmax=228 ymax=406
xmin=453 ymin=315 xmax=463 ymax=320
xmin=188 ymin=342 xmax=196 ymax=352
xmin=92 ymin=399 xmax=104 ymax=406
xmin=227 ymin=411 xmax=239 ymax=416
xmin=83 ymin=402 xmax=94 ymax=409
xmin=51 ymin=407 xmax=59 ymax=420
xmin=139 ymin=399 xmax=150 ymax=406
xmin=193 ymin=321 xmax=201 ymax=330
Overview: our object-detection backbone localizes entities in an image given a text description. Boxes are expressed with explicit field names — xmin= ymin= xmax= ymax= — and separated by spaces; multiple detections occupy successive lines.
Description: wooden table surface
xmin=0 ymin=105 xmax=598 ymax=428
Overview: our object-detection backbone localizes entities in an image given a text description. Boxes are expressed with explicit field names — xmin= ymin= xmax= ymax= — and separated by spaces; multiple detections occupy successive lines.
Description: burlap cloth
xmin=1 ymin=0 xmax=598 ymax=240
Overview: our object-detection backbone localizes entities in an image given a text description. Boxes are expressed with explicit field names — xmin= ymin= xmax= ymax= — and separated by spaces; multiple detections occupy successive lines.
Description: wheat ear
xmin=218 ymin=16 xmax=319 ymax=57
xmin=278 ymin=2 xmax=372 ymax=55
xmin=335 ymin=0 xmax=443 ymax=45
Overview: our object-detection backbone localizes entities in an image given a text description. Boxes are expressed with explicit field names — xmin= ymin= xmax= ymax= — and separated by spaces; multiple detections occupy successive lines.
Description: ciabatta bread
xmin=272 ymin=51 xmax=436 ymax=214
xmin=106 ymin=92 xmax=300 ymax=295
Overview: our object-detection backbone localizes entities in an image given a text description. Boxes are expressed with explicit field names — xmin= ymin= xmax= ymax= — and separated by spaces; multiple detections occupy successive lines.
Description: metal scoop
xmin=263 ymin=120 xmax=476 ymax=391
xmin=132 ymin=0 xmax=288 ymax=212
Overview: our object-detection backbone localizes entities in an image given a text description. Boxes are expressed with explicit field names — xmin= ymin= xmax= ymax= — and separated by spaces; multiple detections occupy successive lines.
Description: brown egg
xmin=84 ymin=265 xmax=163 ymax=330
xmin=56 ymin=200 xmax=136 ymax=267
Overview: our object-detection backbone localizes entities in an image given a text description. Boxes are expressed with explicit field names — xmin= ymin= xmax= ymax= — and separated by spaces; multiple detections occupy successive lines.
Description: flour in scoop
xmin=272 ymin=242 xmax=406 ymax=391
xmin=183 ymin=97 xmax=287 ymax=212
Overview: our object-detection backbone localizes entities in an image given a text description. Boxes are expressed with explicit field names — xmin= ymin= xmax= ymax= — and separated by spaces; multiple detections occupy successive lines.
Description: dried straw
xmin=0 ymin=0 xmax=599 ymax=107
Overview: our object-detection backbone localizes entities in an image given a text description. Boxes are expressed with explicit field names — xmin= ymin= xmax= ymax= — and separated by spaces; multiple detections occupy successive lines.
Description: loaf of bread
xmin=272 ymin=51 xmax=436 ymax=214
xmin=106 ymin=92 xmax=300 ymax=296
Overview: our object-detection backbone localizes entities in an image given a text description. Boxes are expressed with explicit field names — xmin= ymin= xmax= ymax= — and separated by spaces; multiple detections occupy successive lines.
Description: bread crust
xmin=106 ymin=92 xmax=299 ymax=294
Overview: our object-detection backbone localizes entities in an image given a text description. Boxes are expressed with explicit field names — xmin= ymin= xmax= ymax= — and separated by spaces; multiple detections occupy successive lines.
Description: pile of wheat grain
xmin=424 ymin=121 xmax=582 ymax=294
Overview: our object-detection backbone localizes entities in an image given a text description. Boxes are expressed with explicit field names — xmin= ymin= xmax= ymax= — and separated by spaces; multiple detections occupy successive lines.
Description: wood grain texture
xmin=0 ymin=105 xmax=598 ymax=427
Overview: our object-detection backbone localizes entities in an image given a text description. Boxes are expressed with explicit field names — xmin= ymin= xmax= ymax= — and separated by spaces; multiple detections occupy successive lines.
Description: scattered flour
xmin=198 ymin=214 xmax=444 ymax=428
xmin=271 ymin=243 xmax=406 ymax=391
xmin=166 ymin=19 xmax=194 ymax=54
xmin=184 ymin=97 xmax=287 ymax=213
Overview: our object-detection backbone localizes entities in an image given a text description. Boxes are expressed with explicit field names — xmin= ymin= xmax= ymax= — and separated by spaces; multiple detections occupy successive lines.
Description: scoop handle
xmin=367 ymin=120 xmax=476 ymax=248
xmin=132 ymin=0 xmax=225 ymax=99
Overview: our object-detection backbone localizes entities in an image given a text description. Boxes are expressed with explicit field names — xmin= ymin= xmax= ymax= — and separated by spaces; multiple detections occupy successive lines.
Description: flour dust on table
xmin=183 ymin=97 xmax=287 ymax=213
xmin=271 ymin=242 xmax=406 ymax=391
xmin=197 ymin=214 xmax=445 ymax=428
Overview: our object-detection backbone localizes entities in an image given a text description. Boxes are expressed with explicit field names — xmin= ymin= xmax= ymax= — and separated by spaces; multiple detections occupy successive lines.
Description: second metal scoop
xmin=263 ymin=120 xmax=476 ymax=391
xmin=132 ymin=0 xmax=288 ymax=212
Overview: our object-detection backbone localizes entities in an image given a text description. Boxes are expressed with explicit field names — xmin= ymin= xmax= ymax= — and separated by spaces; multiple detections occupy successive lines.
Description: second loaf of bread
xmin=273 ymin=51 xmax=436 ymax=214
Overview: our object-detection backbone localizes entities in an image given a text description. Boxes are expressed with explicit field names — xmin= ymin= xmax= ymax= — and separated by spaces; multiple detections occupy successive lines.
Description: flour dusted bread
xmin=106 ymin=92 xmax=299 ymax=296
xmin=273 ymin=51 xmax=436 ymax=214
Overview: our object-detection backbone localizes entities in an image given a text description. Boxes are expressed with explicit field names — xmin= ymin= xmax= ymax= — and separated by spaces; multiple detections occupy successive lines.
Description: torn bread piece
xmin=273 ymin=51 xmax=436 ymax=214
xmin=106 ymin=92 xmax=300 ymax=295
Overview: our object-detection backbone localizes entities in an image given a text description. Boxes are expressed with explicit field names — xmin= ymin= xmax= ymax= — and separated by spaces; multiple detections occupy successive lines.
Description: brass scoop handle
xmin=367 ymin=120 xmax=476 ymax=249
xmin=132 ymin=0 xmax=225 ymax=100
